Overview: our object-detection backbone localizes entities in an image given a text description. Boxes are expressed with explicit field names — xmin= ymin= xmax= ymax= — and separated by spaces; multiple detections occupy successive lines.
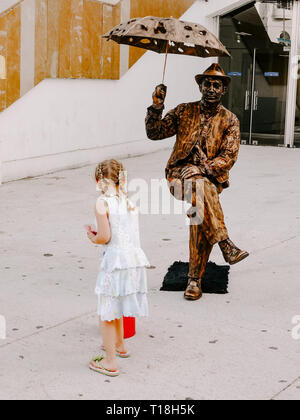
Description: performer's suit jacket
xmin=145 ymin=100 xmax=241 ymax=188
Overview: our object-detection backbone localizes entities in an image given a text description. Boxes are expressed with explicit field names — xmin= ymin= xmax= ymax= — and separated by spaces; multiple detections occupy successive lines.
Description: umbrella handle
xmin=162 ymin=41 xmax=170 ymax=85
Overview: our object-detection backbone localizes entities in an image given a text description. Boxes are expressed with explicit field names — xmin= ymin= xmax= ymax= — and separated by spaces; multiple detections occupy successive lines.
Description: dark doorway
xmin=219 ymin=1 xmax=290 ymax=145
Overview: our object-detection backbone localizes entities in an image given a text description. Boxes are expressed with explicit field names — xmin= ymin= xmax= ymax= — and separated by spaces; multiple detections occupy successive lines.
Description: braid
xmin=95 ymin=159 xmax=135 ymax=212
xmin=118 ymin=163 xmax=135 ymax=212
xmin=95 ymin=164 xmax=104 ymax=182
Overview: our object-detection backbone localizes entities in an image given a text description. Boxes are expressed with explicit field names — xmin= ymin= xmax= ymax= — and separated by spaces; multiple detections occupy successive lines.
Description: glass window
xmin=220 ymin=1 xmax=292 ymax=146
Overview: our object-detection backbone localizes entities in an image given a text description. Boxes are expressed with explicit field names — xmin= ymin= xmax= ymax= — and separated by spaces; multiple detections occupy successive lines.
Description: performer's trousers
xmin=167 ymin=174 xmax=229 ymax=280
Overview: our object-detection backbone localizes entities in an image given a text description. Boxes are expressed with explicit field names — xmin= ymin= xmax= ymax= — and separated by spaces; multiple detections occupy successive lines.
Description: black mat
xmin=161 ymin=261 xmax=230 ymax=294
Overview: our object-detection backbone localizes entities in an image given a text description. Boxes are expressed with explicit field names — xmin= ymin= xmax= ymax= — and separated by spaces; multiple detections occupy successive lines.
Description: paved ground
xmin=0 ymin=145 xmax=300 ymax=400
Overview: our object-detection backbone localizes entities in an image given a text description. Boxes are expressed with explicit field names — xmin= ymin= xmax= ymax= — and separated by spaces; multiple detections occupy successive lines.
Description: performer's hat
xmin=195 ymin=63 xmax=231 ymax=86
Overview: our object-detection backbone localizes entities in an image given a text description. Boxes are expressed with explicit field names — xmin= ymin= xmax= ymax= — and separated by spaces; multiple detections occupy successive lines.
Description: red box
xmin=123 ymin=317 xmax=136 ymax=339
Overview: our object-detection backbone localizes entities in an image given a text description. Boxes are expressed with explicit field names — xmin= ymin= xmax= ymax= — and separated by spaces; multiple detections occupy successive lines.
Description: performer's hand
xmin=203 ymin=162 xmax=215 ymax=177
xmin=152 ymin=84 xmax=167 ymax=108
xmin=180 ymin=165 xmax=202 ymax=179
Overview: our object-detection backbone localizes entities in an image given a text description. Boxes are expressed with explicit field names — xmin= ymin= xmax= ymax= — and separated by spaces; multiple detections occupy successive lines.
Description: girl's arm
xmin=87 ymin=199 xmax=111 ymax=245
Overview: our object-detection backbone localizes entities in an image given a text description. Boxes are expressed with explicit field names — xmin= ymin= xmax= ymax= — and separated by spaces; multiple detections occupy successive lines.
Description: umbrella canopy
xmin=103 ymin=16 xmax=230 ymax=58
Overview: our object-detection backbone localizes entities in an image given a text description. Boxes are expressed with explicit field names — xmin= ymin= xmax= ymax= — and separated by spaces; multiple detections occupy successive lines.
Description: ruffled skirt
xmin=95 ymin=266 xmax=148 ymax=322
xmin=99 ymin=246 xmax=150 ymax=272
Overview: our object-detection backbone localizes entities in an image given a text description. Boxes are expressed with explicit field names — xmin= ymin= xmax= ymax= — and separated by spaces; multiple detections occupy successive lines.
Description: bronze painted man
xmin=145 ymin=63 xmax=249 ymax=301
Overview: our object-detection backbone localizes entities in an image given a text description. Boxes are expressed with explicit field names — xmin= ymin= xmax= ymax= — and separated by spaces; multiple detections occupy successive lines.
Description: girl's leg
xmin=115 ymin=317 xmax=127 ymax=353
xmin=99 ymin=318 xmax=118 ymax=371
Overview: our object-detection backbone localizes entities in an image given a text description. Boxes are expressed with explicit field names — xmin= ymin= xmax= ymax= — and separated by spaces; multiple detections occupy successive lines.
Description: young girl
xmin=87 ymin=159 xmax=150 ymax=377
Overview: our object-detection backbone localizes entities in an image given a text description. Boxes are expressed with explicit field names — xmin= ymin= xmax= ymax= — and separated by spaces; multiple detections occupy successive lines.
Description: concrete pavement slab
xmin=0 ymin=145 xmax=300 ymax=400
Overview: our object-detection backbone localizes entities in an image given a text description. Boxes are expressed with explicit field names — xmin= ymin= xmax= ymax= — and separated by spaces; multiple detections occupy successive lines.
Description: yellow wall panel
xmin=35 ymin=0 xmax=47 ymax=85
xmin=111 ymin=1 xmax=120 ymax=80
xmin=6 ymin=6 xmax=20 ymax=107
xmin=82 ymin=0 xmax=102 ymax=79
xmin=47 ymin=0 xmax=60 ymax=78
xmin=101 ymin=3 xmax=113 ymax=79
xmin=70 ymin=0 xmax=84 ymax=78
xmin=0 ymin=15 xmax=7 ymax=111
xmin=58 ymin=0 xmax=72 ymax=78
xmin=129 ymin=0 xmax=195 ymax=68
xmin=101 ymin=2 xmax=121 ymax=80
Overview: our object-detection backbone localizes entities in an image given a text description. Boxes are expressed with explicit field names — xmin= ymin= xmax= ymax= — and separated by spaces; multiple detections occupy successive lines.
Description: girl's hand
xmin=87 ymin=198 xmax=111 ymax=245
xmin=87 ymin=230 xmax=96 ymax=243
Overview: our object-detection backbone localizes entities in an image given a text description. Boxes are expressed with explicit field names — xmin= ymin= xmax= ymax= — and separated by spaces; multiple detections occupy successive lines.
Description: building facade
xmin=217 ymin=0 xmax=300 ymax=147
xmin=0 ymin=0 xmax=194 ymax=112
xmin=0 ymin=0 xmax=299 ymax=183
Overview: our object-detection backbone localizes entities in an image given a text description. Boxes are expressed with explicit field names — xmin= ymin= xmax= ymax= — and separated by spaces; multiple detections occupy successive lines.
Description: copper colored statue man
xmin=145 ymin=63 xmax=249 ymax=301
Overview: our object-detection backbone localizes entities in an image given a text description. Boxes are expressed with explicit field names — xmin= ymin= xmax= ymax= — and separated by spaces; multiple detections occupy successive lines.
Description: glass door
xmin=219 ymin=11 xmax=253 ymax=143
xmin=251 ymin=47 xmax=289 ymax=145
xmin=220 ymin=1 xmax=291 ymax=145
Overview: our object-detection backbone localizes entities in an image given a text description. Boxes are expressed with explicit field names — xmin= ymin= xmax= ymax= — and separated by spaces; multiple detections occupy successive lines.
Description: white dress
xmin=95 ymin=194 xmax=150 ymax=322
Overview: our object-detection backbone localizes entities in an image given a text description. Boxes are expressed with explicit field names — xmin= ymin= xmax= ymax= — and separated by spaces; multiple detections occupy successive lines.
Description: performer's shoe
xmin=219 ymin=238 xmax=249 ymax=265
xmin=184 ymin=278 xmax=202 ymax=301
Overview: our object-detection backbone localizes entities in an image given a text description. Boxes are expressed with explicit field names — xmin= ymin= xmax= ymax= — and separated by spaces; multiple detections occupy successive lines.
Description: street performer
xmin=145 ymin=63 xmax=249 ymax=301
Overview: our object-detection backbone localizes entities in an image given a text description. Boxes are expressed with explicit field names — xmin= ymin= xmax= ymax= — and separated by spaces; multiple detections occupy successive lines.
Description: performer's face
xmin=200 ymin=77 xmax=226 ymax=104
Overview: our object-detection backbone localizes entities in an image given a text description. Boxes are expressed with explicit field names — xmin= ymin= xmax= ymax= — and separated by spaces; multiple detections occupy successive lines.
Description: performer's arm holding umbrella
xmin=145 ymin=84 xmax=181 ymax=141
xmin=103 ymin=17 xmax=230 ymax=141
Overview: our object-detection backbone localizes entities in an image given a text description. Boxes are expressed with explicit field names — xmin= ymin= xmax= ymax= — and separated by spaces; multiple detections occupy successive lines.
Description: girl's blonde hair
xmin=95 ymin=159 xmax=135 ymax=212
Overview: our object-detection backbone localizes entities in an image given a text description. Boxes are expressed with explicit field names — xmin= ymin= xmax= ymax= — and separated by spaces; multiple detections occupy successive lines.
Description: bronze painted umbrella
xmin=103 ymin=16 xmax=230 ymax=83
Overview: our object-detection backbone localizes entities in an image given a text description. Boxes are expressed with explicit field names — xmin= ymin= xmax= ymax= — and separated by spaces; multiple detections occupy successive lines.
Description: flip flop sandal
xmin=89 ymin=355 xmax=120 ymax=377
xmin=100 ymin=345 xmax=131 ymax=358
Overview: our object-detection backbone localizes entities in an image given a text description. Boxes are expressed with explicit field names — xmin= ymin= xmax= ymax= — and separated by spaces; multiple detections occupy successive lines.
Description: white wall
xmin=0 ymin=0 xmax=252 ymax=182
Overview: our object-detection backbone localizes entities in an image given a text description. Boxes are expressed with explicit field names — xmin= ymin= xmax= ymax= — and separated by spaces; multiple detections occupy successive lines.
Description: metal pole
xmin=249 ymin=48 xmax=257 ymax=144
xmin=284 ymin=0 xmax=300 ymax=147
xmin=162 ymin=42 xmax=170 ymax=85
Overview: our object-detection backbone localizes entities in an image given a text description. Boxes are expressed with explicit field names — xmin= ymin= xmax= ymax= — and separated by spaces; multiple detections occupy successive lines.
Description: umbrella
xmin=103 ymin=16 xmax=230 ymax=83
